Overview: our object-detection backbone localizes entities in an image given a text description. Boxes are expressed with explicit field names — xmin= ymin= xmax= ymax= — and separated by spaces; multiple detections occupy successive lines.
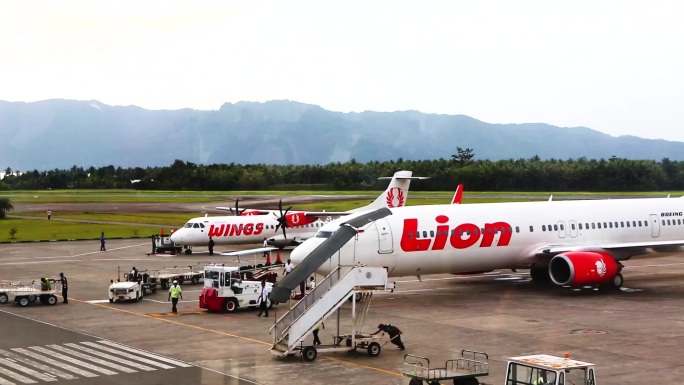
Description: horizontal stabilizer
xmin=269 ymin=208 xmax=392 ymax=303
xmin=377 ymin=176 xmax=430 ymax=180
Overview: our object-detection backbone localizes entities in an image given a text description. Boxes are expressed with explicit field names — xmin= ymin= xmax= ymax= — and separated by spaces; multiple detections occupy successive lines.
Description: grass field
xmin=2 ymin=189 xmax=682 ymax=243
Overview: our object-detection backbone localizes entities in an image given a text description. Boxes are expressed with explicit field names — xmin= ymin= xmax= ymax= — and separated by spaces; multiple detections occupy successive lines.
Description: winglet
xmin=451 ymin=184 xmax=463 ymax=204
xmin=548 ymin=195 xmax=553 ymax=202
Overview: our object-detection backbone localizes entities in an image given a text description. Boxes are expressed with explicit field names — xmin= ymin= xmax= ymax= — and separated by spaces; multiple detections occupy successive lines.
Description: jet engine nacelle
xmin=549 ymin=251 xmax=619 ymax=286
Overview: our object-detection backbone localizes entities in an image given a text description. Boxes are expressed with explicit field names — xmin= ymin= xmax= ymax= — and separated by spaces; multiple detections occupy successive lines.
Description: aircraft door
xmin=375 ymin=218 xmax=394 ymax=254
xmin=569 ymin=220 xmax=578 ymax=238
xmin=557 ymin=221 xmax=566 ymax=238
xmin=650 ymin=214 xmax=660 ymax=238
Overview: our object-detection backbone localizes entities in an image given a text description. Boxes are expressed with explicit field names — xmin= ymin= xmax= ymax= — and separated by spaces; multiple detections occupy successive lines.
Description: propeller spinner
xmin=273 ymin=199 xmax=293 ymax=239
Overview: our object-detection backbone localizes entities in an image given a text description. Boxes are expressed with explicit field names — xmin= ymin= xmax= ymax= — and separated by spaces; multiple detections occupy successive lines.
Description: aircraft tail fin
xmin=451 ymin=184 xmax=463 ymax=204
xmin=351 ymin=170 xmax=429 ymax=213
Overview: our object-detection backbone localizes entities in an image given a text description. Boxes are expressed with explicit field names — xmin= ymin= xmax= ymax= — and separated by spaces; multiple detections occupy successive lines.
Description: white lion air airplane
xmin=169 ymin=171 xmax=427 ymax=253
xmin=290 ymin=196 xmax=684 ymax=289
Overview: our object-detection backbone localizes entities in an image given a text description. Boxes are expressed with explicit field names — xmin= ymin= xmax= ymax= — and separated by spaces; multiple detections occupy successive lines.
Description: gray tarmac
xmin=1 ymin=239 xmax=684 ymax=385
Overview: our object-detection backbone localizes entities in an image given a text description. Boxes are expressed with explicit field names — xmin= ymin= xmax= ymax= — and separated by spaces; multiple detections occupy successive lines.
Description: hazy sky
xmin=2 ymin=1 xmax=683 ymax=141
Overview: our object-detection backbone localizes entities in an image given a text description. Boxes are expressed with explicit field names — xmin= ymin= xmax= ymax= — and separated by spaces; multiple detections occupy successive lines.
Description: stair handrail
xmin=270 ymin=265 xmax=353 ymax=341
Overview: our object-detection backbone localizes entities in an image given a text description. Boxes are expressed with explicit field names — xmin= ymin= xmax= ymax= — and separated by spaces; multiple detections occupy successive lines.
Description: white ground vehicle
xmin=148 ymin=233 xmax=192 ymax=255
xmin=108 ymin=280 xmax=144 ymax=303
xmin=402 ymin=352 xmax=598 ymax=385
xmin=199 ymin=264 xmax=275 ymax=312
xmin=0 ymin=279 xmax=61 ymax=307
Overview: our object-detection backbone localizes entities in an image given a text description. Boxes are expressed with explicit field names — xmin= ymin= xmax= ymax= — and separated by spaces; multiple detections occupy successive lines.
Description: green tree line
xmin=2 ymin=156 xmax=684 ymax=192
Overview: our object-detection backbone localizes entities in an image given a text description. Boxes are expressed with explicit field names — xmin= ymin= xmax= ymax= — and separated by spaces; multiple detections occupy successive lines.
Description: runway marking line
xmin=77 ymin=299 xmax=403 ymax=378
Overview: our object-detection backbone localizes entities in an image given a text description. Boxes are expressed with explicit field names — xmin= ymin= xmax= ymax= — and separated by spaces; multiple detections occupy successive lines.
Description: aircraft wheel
xmin=611 ymin=273 xmax=624 ymax=288
xmin=367 ymin=342 xmax=381 ymax=357
xmin=46 ymin=295 xmax=58 ymax=306
xmin=0 ymin=293 xmax=9 ymax=304
xmin=302 ymin=346 xmax=317 ymax=362
xmin=223 ymin=298 xmax=238 ymax=313
xmin=17 ymin=296 xmax=30 ymax=307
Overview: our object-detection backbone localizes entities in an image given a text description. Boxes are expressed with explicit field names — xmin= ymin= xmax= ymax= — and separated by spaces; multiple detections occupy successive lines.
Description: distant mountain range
xmin=2 ymin=99 xmax=683 ymax=171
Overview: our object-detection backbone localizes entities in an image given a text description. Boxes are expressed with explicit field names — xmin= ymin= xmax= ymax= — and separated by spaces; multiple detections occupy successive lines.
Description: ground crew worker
xmin=532 ymin=371 xmax=548 ymax=385
xmin=208 ymin=237 xmax=215 ymax=256
xmin=283 ymin=259 xmax=294 ymax=275
xmin=257 ymin=281 xmax=270 ymax=317
xmin=100 ymin=232 xmax=106 ymax=251
xmin=168 ymin=280 xmax=182 ymax=313
xmin=262 ymin=238 xmax=270 ymax=260
xmin=130 ymin=267 xmax=138 ymax=282
xmin=372 ymin=323 xmax=405 ymax=350
xmin=47 ymin=210 xmax=51 ymax=220
xmin=56 ymin=272 xmax=68 ymax=304
xmin=312 ymin=321 xmax=324 ymax=345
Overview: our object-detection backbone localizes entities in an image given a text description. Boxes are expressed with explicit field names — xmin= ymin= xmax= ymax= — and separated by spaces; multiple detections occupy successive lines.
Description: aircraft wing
xmin=304 ymin=211 xmax=348 ymax=217
xmin=531 ymin=239 xmax=684 ymax=261
xmin=220 ymin=247 xmax=279 ymax=257
xmin=215 ymin=207 xmax=273 ymax=215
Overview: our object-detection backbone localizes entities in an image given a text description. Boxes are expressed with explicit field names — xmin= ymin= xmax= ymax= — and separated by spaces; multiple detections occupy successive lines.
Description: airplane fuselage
xmin=170 ymin=214 xmax=326 ymax=246
xmin=292 ymin=198 xmax=684 ymax=280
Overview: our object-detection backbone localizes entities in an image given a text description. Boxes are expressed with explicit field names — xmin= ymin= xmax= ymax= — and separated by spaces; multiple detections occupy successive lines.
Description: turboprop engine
xmin=549 ymin=251 xmax=620 ymax=287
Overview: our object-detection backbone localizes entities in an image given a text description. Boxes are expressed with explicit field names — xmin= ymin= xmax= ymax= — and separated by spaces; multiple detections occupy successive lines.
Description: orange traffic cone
xmin=161 ymin=228 xmax=165 ymax=236
xmin=265 ymin=252 xmax=272 ymax=265
xmin=275 ymin=250 xmax=283 ymax=264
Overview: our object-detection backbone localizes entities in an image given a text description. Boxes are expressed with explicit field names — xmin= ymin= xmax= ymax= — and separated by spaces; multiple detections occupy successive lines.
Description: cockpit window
xmin=184 ymin=223 xmax=193 ymax=228
xmin=193 ymin=223 xmax=200 ymax=228
xmin=316 ymin=231 xmax=333 ymax=239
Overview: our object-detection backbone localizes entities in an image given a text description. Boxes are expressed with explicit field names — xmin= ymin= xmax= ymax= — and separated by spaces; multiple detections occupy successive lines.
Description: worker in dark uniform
xmin=130 ymin=267 xmax=139 ymax=282
xmin=56 ymin=272 xmax=68 ymax=303
xmin=208 ymin=237 xmax=215 ymax=256
xmin=372 ymin=323 xmax=404 ymax=350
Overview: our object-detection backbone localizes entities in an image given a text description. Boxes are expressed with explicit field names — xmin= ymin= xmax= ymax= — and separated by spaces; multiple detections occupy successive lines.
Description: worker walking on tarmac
xmin=56 ymin=272 xmax=68 ymax=304
xmin=100 ymin=232 xmax=106 ymax=251
xmin=168 ymin=280 xmax=182 ymax=313
xmin=257 ymin=280 xmax=270 ymax=317
xmin=372 ymin=323 xmax=405 ymax=350
xmin=312 ymin=321 xmax=324 ymax=345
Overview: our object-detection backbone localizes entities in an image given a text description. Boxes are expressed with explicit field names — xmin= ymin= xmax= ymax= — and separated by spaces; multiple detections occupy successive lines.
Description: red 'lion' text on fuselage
xmin=400 ymin=216 xmax=513 ymax=252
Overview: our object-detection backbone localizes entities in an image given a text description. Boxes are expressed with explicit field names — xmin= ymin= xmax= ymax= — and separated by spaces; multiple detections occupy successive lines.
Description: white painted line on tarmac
xmin=97 ymin=341 xmax=193 ymax=368
xmin=0 ymin=357 xmax=56 ymax=382
xmin=11 ymin=348 xmax=99 ymax=378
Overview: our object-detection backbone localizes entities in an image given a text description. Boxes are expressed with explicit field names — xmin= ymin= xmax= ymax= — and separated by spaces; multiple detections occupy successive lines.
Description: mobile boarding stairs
xmin=269 ymin=265 xmax=394 ymax=360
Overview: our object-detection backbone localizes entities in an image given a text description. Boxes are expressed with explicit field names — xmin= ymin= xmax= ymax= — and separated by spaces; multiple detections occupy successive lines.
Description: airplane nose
xmin=290 ymin=238 xmax=319 ymax=265
xmin=169 ymin=231 xmax=181 ymax=243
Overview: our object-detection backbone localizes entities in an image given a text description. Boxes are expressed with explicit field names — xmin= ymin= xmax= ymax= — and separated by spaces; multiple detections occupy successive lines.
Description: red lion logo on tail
xmin=386 ymin=187 xmax=405 ymax=208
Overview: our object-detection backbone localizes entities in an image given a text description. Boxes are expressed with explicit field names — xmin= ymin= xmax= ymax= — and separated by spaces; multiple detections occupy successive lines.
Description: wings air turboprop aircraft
xmin=169 ymin=171 xmax=427 ymax=253
xmin=290 ymin=196 xmax=684 ymax=290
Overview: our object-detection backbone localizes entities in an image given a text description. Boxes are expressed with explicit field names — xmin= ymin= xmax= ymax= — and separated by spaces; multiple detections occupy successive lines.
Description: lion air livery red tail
xmin=169 ymin=171 xmax=426 ymax=253
xmin=290 ymin=196 xmax=684 ymax=290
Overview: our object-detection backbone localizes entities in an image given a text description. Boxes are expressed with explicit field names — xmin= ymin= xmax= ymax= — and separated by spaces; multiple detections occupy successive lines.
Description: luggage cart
xmin=402 ymin=350 xmax=489 ymax=385
xmin=295 ymin=331 xmax=386 ymax=362
xmin=0 ymin=279 xmax=63 ymax=307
